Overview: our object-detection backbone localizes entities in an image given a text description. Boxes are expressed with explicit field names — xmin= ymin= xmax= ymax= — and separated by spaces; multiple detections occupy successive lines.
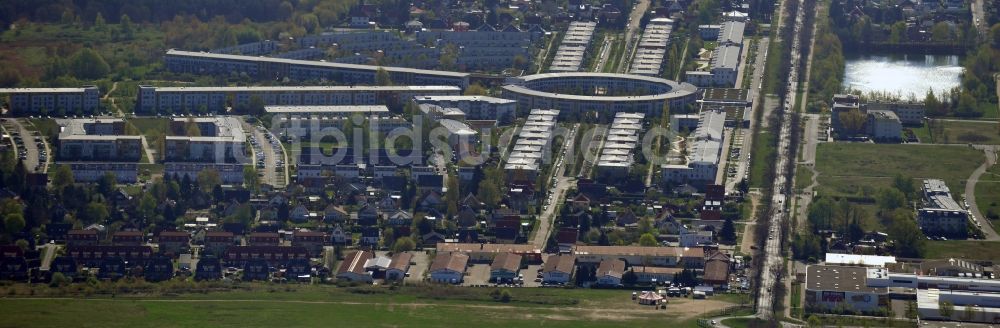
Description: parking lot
xmin=2 ymin=119 xmax=50 ymax=173
xmin=403 ymin=251 xmax=430 ymax=284
xmin=245 ymin=122 xmax=286 ymax=187
xmin=461 ymin=264 xmax=492 ymax=286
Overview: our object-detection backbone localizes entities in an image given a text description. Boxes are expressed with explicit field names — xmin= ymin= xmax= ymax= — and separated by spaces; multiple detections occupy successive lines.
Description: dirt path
xmin=739 ymin=192 xmax=761 ymax=252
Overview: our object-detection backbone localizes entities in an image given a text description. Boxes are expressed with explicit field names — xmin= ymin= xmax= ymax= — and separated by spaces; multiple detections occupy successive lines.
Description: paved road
xmin=529 ymin=124 xmax=579 ymax=248
xmin=616 ymin=0 xmax=651 ymax=73
xmin=971 ymin=0 xmax=987 ymax=37
xmin=964 ymin=146 xmax=999 ymax=240
xmin=757 ymin=0 xmax=811 ymax=319
xmin=592 ymin=35 xmax=614 ymax=72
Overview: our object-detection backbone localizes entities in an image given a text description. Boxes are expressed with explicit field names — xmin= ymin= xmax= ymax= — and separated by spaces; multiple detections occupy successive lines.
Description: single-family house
xmin=542 ymin=254 xmax=576 ymax=284
xmin=595 ymin=259 xmax=626 ymax=286
xmin=324 ymin=205 xmax=348 ymax=222
xmin=490 ymin=252 xmax=522 ymax=282
xmin=360 ymin=227 xmax=380 ymax=247
xmin=429 ymin=252 xmax=469 ymax=284
xmin=195 ymin=256 xmax=223 ymax=280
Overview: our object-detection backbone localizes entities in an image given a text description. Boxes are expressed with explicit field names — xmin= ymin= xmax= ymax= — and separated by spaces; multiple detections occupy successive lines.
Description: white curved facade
xmin=501 ymin=73 xmax=699 ymax=118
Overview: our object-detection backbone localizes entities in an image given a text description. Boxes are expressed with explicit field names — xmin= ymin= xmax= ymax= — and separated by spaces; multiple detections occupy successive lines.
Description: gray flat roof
xmin=806 ymin=265 xmax=886 ymax=293
xmin=265 ymin=105 xmax=389 ymax=114
xmin=166 ymin=49 xmax=470 ymax=78
xmin=413 ymin=95 xmax=515 ymax=104
xmin=0 ymin=86 xmax=96 ymax=93
xmin=504 ymin=73 xmax=698 ymax=102
xmin=144 ymin=85 xmax=460 ymax=93
xmin=713 ymin=45 xmax=741 ymax=70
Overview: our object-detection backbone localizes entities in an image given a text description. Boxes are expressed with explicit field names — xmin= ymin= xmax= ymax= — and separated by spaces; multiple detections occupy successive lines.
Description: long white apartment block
xmin=662 ymin=110 xmax=726 ymax=185
xmin=504 ymin=109 xmax=559 ymax=181
xmin=163 ymin=50 xmax=470 ymax=89
xmin=412 ymin=95 xmax=516 ymax=122
xmin=267 ymin=105 xmax=410 ymax=139
xmin=596 ymin=113 xmax=645 ymax=179
xmin=0 ymin=86 xmax=100 ymax=115
xmin=630 ymin=18 xmax=674 ymax=76
xmin=549 ymin=21 xmax=597 ymax=72
xmin=136 ymin=85 xmax=460 ymax=113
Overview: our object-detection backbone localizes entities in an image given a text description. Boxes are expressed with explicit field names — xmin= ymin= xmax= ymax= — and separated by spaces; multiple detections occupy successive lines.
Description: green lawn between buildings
xmin=975 ymin=163 xmax=1000 ymax=233
xmin=0 ymin=285 xmax=743 ymax=328
xmin=813 ymin=143 xmax=983 ymax=200
xmin=924 ymin=240 xmax=1000 ymax=261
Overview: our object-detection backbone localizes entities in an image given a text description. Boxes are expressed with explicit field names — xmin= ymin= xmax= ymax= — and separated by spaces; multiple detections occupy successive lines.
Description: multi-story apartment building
xmin=136 ymin=85 xmax=459 ymax=113
xmin=163 ymin=50 xmax=470 ymax=88
xmin=0 ymin=86 xmax=100 ymax=115
xmin=163 ymin=117 xmax=247 ymax=163
xmin=412 ymin=95 xmax=516 ymax=123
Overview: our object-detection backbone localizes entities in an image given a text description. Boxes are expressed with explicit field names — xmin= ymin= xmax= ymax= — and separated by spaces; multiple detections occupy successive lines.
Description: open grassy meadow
xmin=975 ymin=163 xmax=1000 ymax=231
xmin=914 ymin=120 xmax=1000 ymax=144
xmin=924 ymin=240 xmax=1000 ymax=261
xmin=0 ymin=284 xmax=745 ymax=328
xmin=814 ymin=143 xmax=983 ymax=200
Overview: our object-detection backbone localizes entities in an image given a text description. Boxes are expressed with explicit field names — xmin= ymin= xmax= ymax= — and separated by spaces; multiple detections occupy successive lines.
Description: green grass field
xmin=975 ymin=163 xmax=1000 ymax=231
xmin=749 ymin=132 xmax=776 ymax=189
xmin=129 ymin=117 xmax=170 ymax=136
xmin=795 ymin=164 xmax=814 ymax=191
xmin=720 ymin=317 xmax=766 ymax=328
xmin=814 ymin=143 xmax=983 ymax=200
xmin=924 ymin=240 xmax=1000 ymax=261
xmin=914 ymin=120 xmax=1000 ymax=144
xmin=0 ymin=284 xmax=743 ymax=328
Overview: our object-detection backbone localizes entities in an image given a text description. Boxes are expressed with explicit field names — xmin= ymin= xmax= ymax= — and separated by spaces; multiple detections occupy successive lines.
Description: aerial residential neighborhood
xmin=0 ymin=0 xmax=998 ymax=327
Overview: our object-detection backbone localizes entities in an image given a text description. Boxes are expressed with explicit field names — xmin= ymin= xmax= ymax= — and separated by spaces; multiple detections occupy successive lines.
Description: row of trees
xmin=1 ymin=0 xmax=359 ymax=29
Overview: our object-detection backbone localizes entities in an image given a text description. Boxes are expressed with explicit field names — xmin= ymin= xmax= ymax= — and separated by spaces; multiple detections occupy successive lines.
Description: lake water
xmin=842 ymin=53 xmax=964 ymax=97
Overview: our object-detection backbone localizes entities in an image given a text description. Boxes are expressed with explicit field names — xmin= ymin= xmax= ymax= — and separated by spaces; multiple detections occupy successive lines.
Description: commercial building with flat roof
xmin=163 ymin=50 xmax=470 ymax=89
xmin=804 ymin=265 xmax=888 ymax=313
xmin=662 ymin=110 xmax=726 ymax=186
xmin=0 ymin=86 xmax=100 ymax=115
xmin=136 ymin=85 xmax=459 ymax=113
